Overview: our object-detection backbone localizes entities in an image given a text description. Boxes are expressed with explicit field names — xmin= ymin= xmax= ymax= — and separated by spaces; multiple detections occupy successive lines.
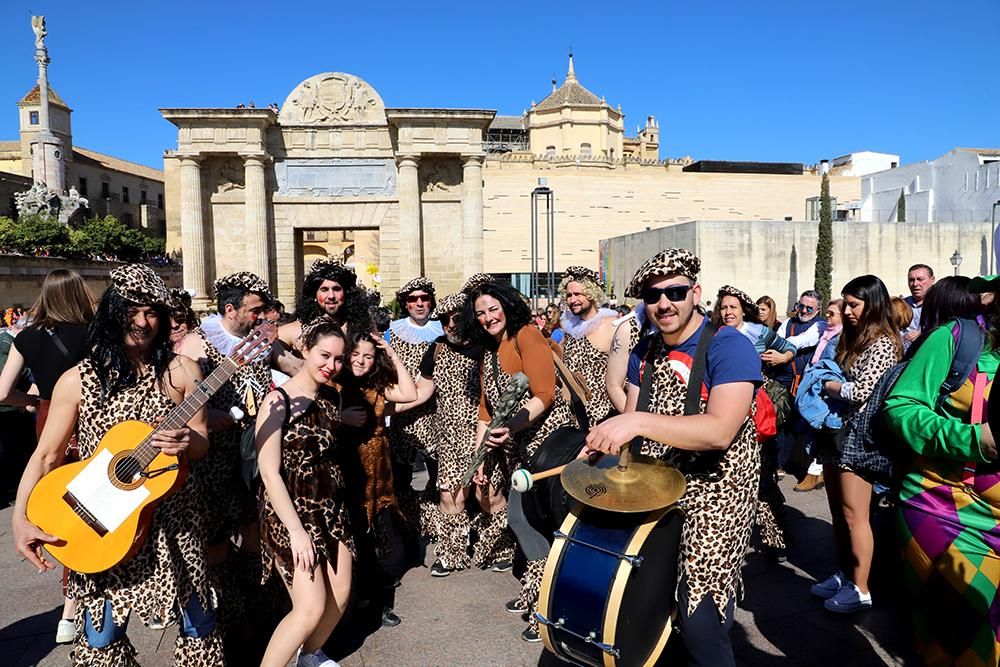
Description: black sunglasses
xmin=641 ymin=284 xmax=693 ymax=304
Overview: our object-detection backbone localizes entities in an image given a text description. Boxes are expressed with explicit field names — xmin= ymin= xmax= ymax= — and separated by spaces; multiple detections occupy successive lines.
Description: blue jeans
xmin=83 ymin=595 xmax=215 ymax=648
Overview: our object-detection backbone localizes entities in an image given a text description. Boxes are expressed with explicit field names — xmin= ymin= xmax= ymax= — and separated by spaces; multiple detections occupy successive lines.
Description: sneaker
xmin=381 ymin=607 xmax=401 ymax=627
xmin=297 ymin=649 xmax=340 ymax=667
xmin=521 ymin=626 xmax=541 ymax=643
xmin=430 ymin=560 xmax=452 ymax=577
xmin=809 ymin=571 xmax=846 ymax=599
xmin=824 ymin=582 xmax=873 ymax=613
xmin=505 ymin=598 xmax=528 ymax=615
xmin=489 ymin=559 xmax=513 ymax=573
xmin=776 ymin=468 xmax=786 ymax=481
xmin=55 ymin=618 xmax=75 ymax=644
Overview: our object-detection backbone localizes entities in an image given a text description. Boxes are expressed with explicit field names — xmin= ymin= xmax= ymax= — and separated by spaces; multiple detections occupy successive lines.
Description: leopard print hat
xmin=213 ymin=271 xmax=273 ymax=302
xmin=431 ymin=292 xmax=467 ymax=319
xmin=625 ymin=248 xmax=701 ymax=298
xmin=307 ymin=257 xmax=357 ymax=290
xmin=110 ymin=264 xmax=170 ymax=306
xmin=717 ymin=285 xmax=755 ymax=312
xmin=461 ymin=272 xmax=495 ymax=295
xmin=395 ymin=277 xmax=436 ymax=303
xmin=559 ymin=265 xmax=606 ymax=295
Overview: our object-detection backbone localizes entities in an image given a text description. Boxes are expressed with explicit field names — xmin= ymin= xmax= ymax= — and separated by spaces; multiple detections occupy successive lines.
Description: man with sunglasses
xmin=385 ymin=277 xmax=444 ymax=558
xmin=587 ymin=248 xmax=762 ymax=667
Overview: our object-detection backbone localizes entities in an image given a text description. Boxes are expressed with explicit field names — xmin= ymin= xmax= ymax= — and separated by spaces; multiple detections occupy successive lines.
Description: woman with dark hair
xmin=0 ymin=268 xmax=95 ymax=643
xmin=463 ymin=281 xmax=579 ymax=643
xmin=884 ymin=275 xmax=999 ymax=665
xmin=543 ymin=303 xmax=564 ymax=343
xmin=713 ymin=286 xmax=796 ymax=355
xmin=12 ymin=264 xmax=221 ymax=664
xmin=168 ymin=288 xmax=200 ymax=354
xmin=334 ymin=328 xmax=416 ymax=628
xmin=917 ymin=276 xmax=983 ymax=336
xmin=810 ymin=275 xmax=902 ymax=613
xmin=757 ymin=295 xmax=780 ymax=331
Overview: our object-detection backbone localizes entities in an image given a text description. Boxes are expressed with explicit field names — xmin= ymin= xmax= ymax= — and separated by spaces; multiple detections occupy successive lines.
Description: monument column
xmin=241 ymin=153 xmax=270 ymax=284
xmin=178 ymin=153 xmax=210 ymax=309
xmin=461 ymin=154 xmax=485 ymax=276
xmin=397 ymin=154 xmax=422 ymax=279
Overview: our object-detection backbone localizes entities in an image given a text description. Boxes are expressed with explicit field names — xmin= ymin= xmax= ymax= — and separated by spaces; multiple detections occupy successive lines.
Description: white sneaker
xmin=55 ymin=618 xmax=75 ymax=644
xmin=297 ymin=649 xmax=340 ymax=667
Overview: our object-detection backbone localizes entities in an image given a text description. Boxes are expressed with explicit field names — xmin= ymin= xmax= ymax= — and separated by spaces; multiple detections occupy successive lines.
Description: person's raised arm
xmin=380 ymin=338 xmax=418 ymax=404
xmin=606 ymin=322 xmax=632 ymax=413
xmin=151 ymin=355 xmax=209 ymax=460
xmin=0 ymin=344 xmax=39 ymax=408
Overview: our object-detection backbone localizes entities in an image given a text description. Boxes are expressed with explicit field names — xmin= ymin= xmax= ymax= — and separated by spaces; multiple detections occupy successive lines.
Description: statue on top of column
xmin=31 ymin=16 xmax=46 ymax=50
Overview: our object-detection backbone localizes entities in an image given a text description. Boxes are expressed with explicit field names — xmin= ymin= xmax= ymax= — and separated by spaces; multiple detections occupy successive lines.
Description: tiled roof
xmin=73 ymin=147 xmax=163 ymax=182
xmin=489 ymin=115 xmax=525 ymax=130
xmin=534 ymin=79 xmax=603 ymax=111
xmin=17 ymin=84 xmax=70 ymax=109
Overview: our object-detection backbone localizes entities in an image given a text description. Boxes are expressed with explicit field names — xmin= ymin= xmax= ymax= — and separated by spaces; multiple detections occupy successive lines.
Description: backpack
xmin=840 ymin=317 xmax=984 ymax=485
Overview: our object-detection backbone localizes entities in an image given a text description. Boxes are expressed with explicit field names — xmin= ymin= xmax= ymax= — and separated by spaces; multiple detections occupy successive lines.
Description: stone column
xmin=178 ymin=154 xmax=210 ymax=309
xmin=396 ymin=154 xmax=422 ymax=280
xmin=461 ymin=154 xmax=485 ymax=276
xmin=241 ymin=153 xmax=270 ymax=285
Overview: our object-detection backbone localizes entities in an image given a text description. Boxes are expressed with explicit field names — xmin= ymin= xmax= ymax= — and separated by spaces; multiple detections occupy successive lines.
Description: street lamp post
xmin=530 ymin=179 xmax=555 ymax=309
xmin=950 ymin=249 xmax=963 ymax=276
xmin=991 ymin=200 xmax=1000 ymax=274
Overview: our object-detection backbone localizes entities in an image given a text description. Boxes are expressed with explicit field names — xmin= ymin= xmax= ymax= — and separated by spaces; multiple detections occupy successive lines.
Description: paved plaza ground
xmin=0 ymin=474 xmax=917 ymax=666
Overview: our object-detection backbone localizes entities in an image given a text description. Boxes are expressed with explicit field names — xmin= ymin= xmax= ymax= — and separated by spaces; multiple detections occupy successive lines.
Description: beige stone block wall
xmin=482 ymin=160 xmax=862 ymax=276
xmin=164 ymin=156 xmax=182 ymax=253
xmin=604 ymin=221 xmax=991 ymax=312
xmin=419 ymin=200 xmax=465 ymax=295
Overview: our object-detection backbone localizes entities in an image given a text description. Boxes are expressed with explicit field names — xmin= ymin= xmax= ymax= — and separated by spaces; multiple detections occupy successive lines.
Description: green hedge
xmin=0 ymin=214 xmax=165 ymax=261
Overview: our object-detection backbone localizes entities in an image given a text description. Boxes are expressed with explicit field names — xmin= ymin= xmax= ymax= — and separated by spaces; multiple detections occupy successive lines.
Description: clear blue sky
xmin=1 ymin=0 xmax=996 ymax=170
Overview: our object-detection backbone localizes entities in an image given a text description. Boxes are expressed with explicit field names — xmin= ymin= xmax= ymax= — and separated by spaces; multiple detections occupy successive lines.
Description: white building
xmin=861 ymin=148 xmax=1000 ymax=223
xmin=829 ymin=151 xmax=899 ymax=177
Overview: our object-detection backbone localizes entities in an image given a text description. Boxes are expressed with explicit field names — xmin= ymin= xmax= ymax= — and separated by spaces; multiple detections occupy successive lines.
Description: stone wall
xmin=603 ymin=220 xmax=991 ymax=311
xmin=0 ymin=255 xmax=182 ymax=307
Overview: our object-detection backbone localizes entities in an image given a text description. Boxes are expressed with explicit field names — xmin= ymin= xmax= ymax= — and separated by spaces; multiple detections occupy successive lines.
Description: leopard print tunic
xmin=259 ymin=388 xmax=356 ymax=588
xmin=68 ymin=359 xmax=216 ymax=633
xmin=192 ymin=328 xmax=272 ymax=543
xmin=427 ymin=342 xmax=486 ymax=490
xmin=387 ymin=332 xmax=437 ymax=459
xmin=561 ymin=332 xmax=614 ymax=426
xmin=636 ymin=340 xmax=760 ymax=620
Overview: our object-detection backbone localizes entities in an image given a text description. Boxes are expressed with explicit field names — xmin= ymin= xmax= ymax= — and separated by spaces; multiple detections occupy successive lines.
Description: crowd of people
xmin=2 ymin=253 xmax=998 ymax=667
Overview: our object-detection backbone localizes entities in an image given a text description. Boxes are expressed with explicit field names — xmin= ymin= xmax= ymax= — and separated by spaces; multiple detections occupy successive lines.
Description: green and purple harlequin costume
xmin=885 ymin=323 xmax=1000 ymax=667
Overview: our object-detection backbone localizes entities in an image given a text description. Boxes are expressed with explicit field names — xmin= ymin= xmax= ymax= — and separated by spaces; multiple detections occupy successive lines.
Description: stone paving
xmin=0 ymin=474 xmax=916 ymax=666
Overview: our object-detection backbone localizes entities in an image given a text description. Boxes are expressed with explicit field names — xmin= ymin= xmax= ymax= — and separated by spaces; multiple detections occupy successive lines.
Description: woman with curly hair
xmin=464 ymin=280 xmax=580 ymax=643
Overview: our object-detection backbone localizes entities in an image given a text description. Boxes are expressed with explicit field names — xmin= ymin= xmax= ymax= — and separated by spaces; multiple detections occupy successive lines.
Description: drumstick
xmin=510 ymin=463 xmax=571 ymax=493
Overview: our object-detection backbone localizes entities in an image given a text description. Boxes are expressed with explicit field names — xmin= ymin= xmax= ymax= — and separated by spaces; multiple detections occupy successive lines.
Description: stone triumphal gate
xmin=161 ymin=73 xmax=493 ymax=308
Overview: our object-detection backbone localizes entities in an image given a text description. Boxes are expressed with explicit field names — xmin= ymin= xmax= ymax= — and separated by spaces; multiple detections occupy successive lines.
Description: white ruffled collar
xmin=199 ymin=314 xmax=242 ymax=356
xmin=389 ymin=317 xmax=443 ymax=345
xmin=560 ymin=308 xmax=618 ymax=339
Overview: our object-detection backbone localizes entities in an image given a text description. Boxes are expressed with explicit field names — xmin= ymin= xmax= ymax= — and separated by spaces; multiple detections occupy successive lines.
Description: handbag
xmin=240 ymin=386 xmax=290 ymax=490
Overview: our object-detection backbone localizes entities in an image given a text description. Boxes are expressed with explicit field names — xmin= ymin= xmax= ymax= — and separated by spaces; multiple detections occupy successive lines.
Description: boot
xmin=793 ymin=472 xmax=824 ymax=492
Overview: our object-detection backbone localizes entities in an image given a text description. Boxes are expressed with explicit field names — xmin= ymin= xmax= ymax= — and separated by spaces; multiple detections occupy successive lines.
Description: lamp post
xmin=950 ymin=249 xmax=963 ymax=276
xmin=991 ymin=200 xmax=1000 ymax=274
xmin=530 ymin=179 xmax=555 ymax=309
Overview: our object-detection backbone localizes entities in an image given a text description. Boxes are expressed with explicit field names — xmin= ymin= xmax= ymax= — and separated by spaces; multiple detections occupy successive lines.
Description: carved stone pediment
xmin=279 ymin=73 xmax=386 ymax=126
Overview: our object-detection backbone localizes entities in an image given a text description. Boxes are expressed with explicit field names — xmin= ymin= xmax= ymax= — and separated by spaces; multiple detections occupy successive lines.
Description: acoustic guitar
xmin=26 ymin=321 xmax=277 ymax=574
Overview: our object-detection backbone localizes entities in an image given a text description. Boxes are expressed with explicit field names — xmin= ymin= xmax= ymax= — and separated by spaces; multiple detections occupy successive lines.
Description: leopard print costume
xmin=67 ymin=359 xmax=223 ymax=665
xmin=259 ymin=388 xmax=356 ymax=587
xmin=755 ymin=443 xmax=786 ymax=551
xmin=192 ymin=327 xmax=272 ymax=544
xmin=428 ymin=342 xmax=486 ymax=490
xmin=635 ymin=337 xmax=760 ymax=620
xmin=561 ymin=331 xmax=614 ymax=426
xmin=471 ymin=507 xmax=515 ymax=568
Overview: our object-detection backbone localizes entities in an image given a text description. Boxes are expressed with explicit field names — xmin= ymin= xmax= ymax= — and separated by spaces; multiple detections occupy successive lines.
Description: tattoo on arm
xmin=610 ymin=336 xmax=622 ymax=355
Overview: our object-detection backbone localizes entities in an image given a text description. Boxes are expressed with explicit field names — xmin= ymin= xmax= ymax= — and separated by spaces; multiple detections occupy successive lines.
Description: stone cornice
xmin=160 ymin=108 xmax=277 ymax=127
xmin=385 ymin=108 xmax=496 ymax=128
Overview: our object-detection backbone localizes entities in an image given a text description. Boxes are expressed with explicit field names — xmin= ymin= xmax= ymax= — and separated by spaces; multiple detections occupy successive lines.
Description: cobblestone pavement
xmin=0 ymin=474 xmax=915 ymax=666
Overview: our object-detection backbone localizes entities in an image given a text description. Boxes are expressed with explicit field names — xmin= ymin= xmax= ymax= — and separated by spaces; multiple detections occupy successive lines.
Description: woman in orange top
xmin=465 ymin=281 xmax=579 ymax=643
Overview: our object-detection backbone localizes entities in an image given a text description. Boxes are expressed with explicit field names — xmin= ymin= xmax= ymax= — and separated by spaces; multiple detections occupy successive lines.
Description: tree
xmin=814 ymin=173 xmax=833 ymax=303
xmin=5 ymin=213 xmax=71 ymax=256
xmin=897 ymin=189 xmax=906 ymax=222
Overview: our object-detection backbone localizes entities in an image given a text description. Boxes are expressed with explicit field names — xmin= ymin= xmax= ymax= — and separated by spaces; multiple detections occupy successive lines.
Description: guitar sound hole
xmin=113 ymin=457 xmax=142 ymax=485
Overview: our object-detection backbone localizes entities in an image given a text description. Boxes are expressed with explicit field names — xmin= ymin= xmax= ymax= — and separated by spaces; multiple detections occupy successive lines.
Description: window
xmin=101 ymin=182 xmax=110 ymax=198
xmin=122 ymin=186 xmax=130 ymax=203
xmin=123 ymin=213 xmax=134 ymax=226
xmin=78 ymin=177 xmax=88 ymax=196
xmin=140 ymin=189 xmax=147 ymax=204
xmin=545 ymin=145 xmax=556 ymax=158
xmin=157 ymin=193 xmax=164 ymax=209
xmin=29 ymin=111 xmax=39 ymax=125
xmin=580 ymin=143 xmax=592 ymax=157
xmin=890 ymin=161 xmax=898 ymax=169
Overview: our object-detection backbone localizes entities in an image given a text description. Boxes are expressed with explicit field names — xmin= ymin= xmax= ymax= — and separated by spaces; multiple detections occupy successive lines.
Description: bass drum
xmin=537 ymin=503 xmax=683 ymax=667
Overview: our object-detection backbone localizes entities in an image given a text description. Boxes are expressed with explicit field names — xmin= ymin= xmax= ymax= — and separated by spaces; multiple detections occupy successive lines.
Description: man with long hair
xmin=278 ymin=257 xmax=367 ymax=348
xmin=587 ymin=249 xmax=762 ymax=666
xmin=12 ymin=264 xmax=222 ymax=665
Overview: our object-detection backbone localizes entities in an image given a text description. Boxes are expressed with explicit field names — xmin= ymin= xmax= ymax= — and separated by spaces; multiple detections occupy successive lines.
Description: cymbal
xmin=560 ymin=454 xmax=686 ymax=513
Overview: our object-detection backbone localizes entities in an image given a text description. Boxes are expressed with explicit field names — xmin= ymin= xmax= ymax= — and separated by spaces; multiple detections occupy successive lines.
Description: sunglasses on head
xmin=641 ymin=284 xmax=693 ymax=304
xmin=795 ymin=303 xmax=817 ymax=313
xmin=406 ymin=294 xmax=431 ymax=304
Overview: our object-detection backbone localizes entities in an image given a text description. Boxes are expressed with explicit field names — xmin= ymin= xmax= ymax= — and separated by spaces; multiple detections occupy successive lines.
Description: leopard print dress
xmin=428 ymin=342 xmax=484 ymax=491
xmin=387 ymin=332 xmax=437 ymax=459
xmin=259 ymin=388 xmax=356 ymax=587
xmin=192 ymin=328 xmax=272 ymax=544
xmin=68 ymin=360 xmax=220 ymax=658
xmin=561 ymin=332 xmax=614 ymax=427
xmin=636 ymin=340 xmax=761 ymax=620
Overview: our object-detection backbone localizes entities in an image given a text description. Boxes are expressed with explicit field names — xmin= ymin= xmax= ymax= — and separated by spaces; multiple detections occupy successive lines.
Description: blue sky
xmin=1 ymin=0 xmax=995 ymax=169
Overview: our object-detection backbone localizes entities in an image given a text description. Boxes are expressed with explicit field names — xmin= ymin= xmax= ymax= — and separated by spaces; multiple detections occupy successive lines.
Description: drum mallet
xmin=510 ymin=464 xmax=570 ymax=493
